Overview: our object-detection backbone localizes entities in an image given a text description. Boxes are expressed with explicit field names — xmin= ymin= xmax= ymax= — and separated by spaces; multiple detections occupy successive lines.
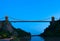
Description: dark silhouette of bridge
xmin=0 ymin=16 xmax=57 ymax=23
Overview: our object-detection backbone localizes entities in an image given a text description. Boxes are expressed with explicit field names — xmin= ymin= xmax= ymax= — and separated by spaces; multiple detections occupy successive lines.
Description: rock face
xmin=40 ymin=20 xmax=60 ymax=37
xmin=0 ymin=21 xmax=14 ymax=33
xmin=0 ymin=20 xmax=31 ymax=39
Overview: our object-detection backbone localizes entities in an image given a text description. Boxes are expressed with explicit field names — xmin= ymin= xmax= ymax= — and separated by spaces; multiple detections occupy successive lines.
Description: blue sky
xmin=0 ymin=0 xmax=60 ymax=35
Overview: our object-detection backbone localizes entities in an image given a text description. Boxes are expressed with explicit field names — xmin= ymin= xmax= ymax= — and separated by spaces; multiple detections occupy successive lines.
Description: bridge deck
xmin=0 ymin=21 xmax=54 ymax=22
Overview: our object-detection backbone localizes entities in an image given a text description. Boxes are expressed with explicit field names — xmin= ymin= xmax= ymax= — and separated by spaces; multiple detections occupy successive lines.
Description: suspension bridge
xmin=0 ymin=16 xmax=58 ymax=23
xmin=0 ymin=16 xmax=59 ymax=36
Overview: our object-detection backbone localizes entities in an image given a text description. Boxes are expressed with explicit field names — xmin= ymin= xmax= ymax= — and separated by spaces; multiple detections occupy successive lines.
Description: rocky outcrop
xmin=0 ymin=20 xmax=31 ymax=39
xmin=40 ymin=20 xmax=60 ymax=37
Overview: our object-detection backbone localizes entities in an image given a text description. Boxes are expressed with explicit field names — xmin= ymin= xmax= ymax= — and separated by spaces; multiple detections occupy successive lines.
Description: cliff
xmin=0 ymin=20 xmax=31 ymax=39
xmin=40 ymin=20 xmax=60 ymax=37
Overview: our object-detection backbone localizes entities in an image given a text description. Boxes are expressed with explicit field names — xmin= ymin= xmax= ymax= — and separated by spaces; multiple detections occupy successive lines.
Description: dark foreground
xmin=0 ymin=36 xmax=60 ymax=41
xmin=44 ymin=37 xmax=60 ymax=41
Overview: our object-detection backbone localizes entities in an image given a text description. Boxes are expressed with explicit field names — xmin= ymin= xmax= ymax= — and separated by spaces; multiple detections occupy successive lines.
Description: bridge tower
xmin=50 ymin=16 xmax=55 ymax=25
xmin=5 ymin=16 xmax=8 ymax=23
xmin=51 ymin=16 xmax=55 ymax=22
